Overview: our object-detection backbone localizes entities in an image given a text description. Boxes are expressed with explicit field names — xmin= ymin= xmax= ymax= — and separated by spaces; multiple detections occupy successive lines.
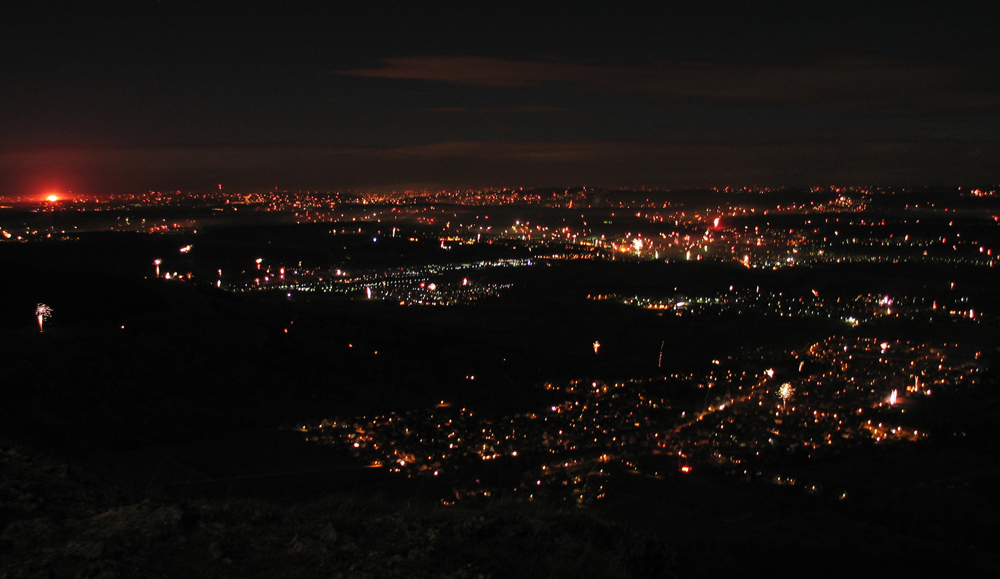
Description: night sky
xmin=2 ymin=1 xmax=999 ymax=194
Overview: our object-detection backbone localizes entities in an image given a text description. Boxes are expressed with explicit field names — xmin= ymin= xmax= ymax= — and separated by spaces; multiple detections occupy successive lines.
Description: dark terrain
xmin=3 ymin=220 xmax=1000 ymax=578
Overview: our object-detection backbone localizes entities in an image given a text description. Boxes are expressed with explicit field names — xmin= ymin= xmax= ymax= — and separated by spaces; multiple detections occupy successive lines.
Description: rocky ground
xmin=0 ymin=442 xmax=675 ymax=579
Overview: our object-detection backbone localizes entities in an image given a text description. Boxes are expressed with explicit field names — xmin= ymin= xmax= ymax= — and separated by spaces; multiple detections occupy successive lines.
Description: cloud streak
xmin=336 ymin=55 xmax=1000 ymax=107
xmin=425 ymin=105 xmax=570 ymax=114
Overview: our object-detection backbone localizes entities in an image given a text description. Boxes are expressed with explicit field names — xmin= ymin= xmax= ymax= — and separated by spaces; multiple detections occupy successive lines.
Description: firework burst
xmin=35 ymin=303 xmax=53 ymax=332
xmin=778 ymin=382 xmax=794 ymax=406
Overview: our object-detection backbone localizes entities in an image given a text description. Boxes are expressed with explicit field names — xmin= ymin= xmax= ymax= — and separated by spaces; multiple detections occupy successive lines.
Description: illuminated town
xmin=3 ymin=185 xmax=999 ymax=576
xmin=298 ymin=336 xmax=982 ymax=505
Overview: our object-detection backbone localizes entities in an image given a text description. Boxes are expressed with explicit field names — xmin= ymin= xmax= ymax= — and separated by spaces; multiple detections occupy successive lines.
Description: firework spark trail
xmin=35 ymin=303 xmax=53 ymax=332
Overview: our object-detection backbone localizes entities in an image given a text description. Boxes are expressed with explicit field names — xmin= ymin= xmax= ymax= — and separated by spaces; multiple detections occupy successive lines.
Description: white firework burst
xmin=778 ymin=383 xmax=794 ymax=405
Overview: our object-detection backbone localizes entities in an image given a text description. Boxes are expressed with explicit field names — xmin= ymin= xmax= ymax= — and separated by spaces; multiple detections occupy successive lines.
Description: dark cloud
xmin=425 ymin=105 xmax=571 ymax=114
xmin=337 ymin=55 xmax=1000 ymax=107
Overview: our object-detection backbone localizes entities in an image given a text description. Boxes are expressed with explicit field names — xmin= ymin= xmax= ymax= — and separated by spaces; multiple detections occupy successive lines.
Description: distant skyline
xmin=3 ymin=2 xmax=999 ymax=194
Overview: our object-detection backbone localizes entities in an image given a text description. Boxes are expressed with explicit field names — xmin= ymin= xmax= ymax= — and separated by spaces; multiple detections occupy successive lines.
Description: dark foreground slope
xmin=6 ymin=439 xmax=1000 ymax=579
xmin=0 ymin=442 xmax=674 ymax=579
